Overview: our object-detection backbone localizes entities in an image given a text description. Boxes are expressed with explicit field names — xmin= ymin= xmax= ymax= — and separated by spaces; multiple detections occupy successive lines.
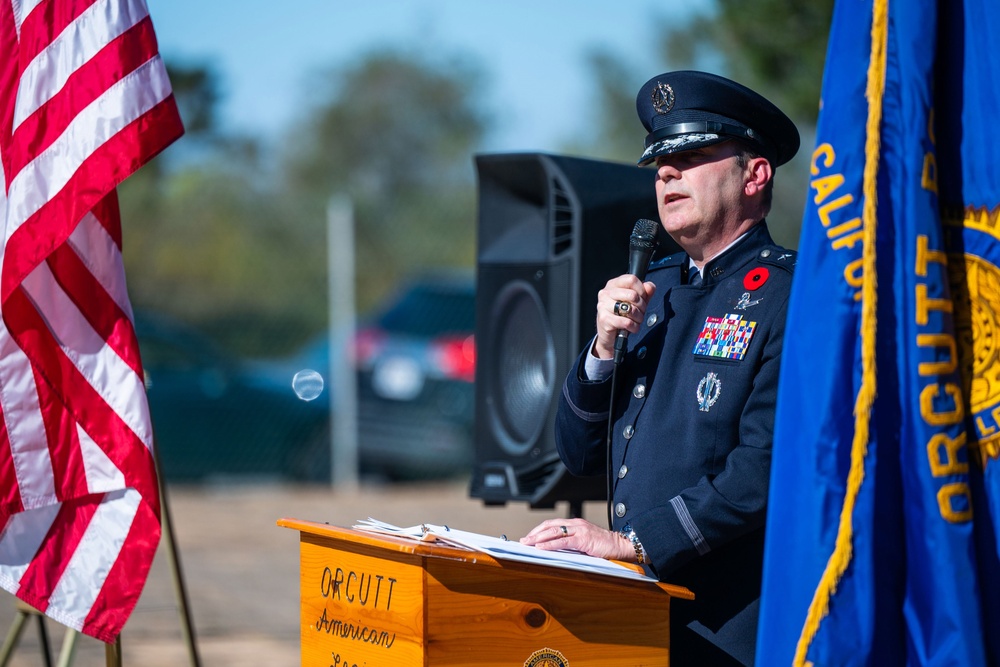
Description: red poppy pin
xmin=744 ymin=267 xmax=769 ymax=291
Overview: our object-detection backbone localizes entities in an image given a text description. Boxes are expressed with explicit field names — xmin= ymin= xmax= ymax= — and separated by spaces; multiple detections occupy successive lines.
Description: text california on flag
xmin=0 ymin=0 xmax=182 ymax=643
xmin=692 ymin=313 xmax=757 ymax=361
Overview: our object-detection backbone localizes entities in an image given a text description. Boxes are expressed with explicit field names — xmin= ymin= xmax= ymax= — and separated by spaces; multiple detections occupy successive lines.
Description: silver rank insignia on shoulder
xmin=697 ymin=372 xmax=721 ymax=412
xmin=735 ymin=291 xmax=762 ymax=310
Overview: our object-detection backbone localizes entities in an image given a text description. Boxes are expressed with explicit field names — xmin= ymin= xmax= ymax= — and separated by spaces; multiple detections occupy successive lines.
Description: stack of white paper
xmin=353 ymin=518 xmax=656 ymax=583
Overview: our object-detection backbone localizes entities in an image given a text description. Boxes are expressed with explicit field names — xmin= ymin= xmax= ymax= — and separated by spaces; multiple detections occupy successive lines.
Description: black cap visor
xmin=638 ymin=120 xmax=777 ymax=167
xmin=638 ymin=132 xmax=726 ymax=166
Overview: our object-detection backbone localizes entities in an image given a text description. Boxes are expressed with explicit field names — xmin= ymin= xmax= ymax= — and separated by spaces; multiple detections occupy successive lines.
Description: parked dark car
xmin=356 ymin=275 xmax=476 ymax=479
xmin=135 ymin=311 xmax=330 ymax=483
xmin=291 ymin=274 xmax=476 ymax=480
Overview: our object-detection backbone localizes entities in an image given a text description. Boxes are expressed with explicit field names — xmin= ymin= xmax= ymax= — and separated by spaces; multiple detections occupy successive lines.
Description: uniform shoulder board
xmin=647 ymin=253 xmax=687 ymax=272
xmin=756 ymin=247 xmax=797 ymax=273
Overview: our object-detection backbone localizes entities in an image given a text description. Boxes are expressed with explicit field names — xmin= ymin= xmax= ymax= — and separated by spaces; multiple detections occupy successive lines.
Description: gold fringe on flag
xmin=794 ymin=0 xmax=888 ymax=664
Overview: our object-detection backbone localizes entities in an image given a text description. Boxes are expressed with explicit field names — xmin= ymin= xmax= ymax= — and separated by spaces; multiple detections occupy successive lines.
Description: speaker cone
xmin=488 ymin=280 xmax=556 ymax=456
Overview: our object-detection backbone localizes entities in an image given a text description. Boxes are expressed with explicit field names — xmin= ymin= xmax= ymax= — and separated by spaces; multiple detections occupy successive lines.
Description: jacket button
xmin=623 ymin=425 xmax=635 ymax=439
xmin=637 ymin=346 xmax=647 ymax=359
xmin=646 ymin=313 xmax=658 ymax=327
xmin=760 ymin=248 xmax=772 ymax=258
xmin=615 ymin=503 xmax=627 ymax=517
xmin=633 ymin=384 xmax=646 ymax=399
xmin=618 ymin=464 xmax=628 ymax=479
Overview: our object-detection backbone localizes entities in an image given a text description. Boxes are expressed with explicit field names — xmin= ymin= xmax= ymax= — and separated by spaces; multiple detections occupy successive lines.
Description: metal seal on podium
xmin=524 ymin=646 xmax=569 ymax=667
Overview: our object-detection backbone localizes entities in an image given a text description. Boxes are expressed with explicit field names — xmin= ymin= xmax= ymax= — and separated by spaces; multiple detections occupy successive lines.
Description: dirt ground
xmin=0 ymin=478 xmax=603 ymax=666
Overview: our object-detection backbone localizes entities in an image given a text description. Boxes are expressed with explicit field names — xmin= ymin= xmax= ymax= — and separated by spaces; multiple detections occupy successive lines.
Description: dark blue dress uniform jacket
xmin=555 ymin=221 xmax=794 ymax=664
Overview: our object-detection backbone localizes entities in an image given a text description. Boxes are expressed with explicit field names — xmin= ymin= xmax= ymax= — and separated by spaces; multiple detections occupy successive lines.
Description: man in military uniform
xmin=520 ymin=71 xmax=800 ymax=665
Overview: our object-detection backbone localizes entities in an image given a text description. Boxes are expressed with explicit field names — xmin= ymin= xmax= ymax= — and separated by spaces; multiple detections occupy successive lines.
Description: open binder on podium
xmin=353 ymin=517 xmax=658 ymax=583
xmin=278 ymin=517 xmax=694 ymax=667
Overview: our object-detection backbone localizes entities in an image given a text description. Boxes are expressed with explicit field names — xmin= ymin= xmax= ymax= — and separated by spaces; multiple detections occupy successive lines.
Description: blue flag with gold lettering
xmin=757 ymin=0 xmax=1000 ymax=664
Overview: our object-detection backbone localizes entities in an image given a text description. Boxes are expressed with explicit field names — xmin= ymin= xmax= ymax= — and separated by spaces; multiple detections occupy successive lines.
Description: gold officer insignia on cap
xmin=652 ymin=81 xmax=675 ymax=114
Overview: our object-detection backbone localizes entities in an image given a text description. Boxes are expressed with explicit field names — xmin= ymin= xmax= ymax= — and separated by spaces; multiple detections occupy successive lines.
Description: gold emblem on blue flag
xmin=950 ymin=218 xmax=1000 ymax=471
xmin=693 ymin=313 xmax=757 ymax=360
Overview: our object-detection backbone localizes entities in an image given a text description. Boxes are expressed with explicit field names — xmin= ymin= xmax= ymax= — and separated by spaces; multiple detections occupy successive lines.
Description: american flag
xmin=0 ymin=0 xmax=183 ymax=642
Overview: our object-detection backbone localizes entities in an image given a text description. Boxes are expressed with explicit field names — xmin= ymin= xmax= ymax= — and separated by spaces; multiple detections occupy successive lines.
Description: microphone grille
xmin=630 ymin=218 xmax=660 ymax=248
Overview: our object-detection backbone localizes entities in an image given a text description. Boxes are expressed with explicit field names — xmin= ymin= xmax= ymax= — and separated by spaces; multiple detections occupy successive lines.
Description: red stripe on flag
xmin=81 ymin=497 xmax=159 ymax=642
xmin=5 ymin=286 xmax=159 ymax=509
xmin=90 ymin=192 xmax=123 ymax=250
xmin=0 ymin=409 xmax=23 ymax=515
xmin=15 ymin=495 xmax=101 ymax=615
xmin=16 ymin=0 xmax=100 ymax=66
xmin=47 ymin=240 xmax=144 ymax=377
xmin=2 ymin=96 xmax=182 ymax=302
xmin=30 ymin=366 xmax=88 ymax=501
xmin=0 ymin=1 xmax=20 ymax=183
xmin=7 ymin=16 xmax=160 ymax=178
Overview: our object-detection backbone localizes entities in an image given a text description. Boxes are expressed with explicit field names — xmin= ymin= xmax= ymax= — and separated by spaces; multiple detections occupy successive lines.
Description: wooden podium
xmin=278 ymin=518 xmax=694 ymax=667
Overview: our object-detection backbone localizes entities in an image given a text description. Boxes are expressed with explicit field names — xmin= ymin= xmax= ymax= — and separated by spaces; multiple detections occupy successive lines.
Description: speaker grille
xmin=489 ymin=280 xmax=556 ymax=455
xmin=550 ymin=176 xmax=575 ymax=256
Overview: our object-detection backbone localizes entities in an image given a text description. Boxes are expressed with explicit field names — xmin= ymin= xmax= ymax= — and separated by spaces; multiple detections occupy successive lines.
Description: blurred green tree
xmin=120 ymin=62 xmax=328 ymax=354
xmin=280 ymin=49 xmax=489 ymax=315
xmin=119 ymin=50 xmax=488 ymax=356
xmin=559 ymin=50 xmax=639 ymax=165
xmin=571 ymin=0 xmax=835 ymax=249
xmin=660 ymin=0 xmax=833 ymax=124
xmin=165 ymin=63 xmax=220 ymax=135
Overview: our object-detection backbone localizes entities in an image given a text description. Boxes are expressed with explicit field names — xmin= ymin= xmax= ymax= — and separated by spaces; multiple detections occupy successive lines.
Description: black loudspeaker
xmin=469 ymin=153 xmax=676 ymax=510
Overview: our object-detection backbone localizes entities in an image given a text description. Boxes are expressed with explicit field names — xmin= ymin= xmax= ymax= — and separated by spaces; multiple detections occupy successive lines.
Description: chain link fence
xmin=130 ymin=196 xmax=477 ymax=487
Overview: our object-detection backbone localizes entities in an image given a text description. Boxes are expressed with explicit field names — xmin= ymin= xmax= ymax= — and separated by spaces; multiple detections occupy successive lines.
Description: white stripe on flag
xmin=69 ymin=212 xmax=135 ymax=321
xmin=12 ymin=0 xmax=151 ymax=128
xmin=46 ymin=488 xmax=141 ymax=631
xmin=21 ymin=262 xmax=153 ymax=451
xmin=10 ymin=0 xmax=48 ymax=38
xmin=0 ymin=320 xmax=54 ymax=508
xmin=5 ymin=55 xmax=172 ymax=237
xmin=0 ymin=502 xmax=61 ymax=589
xmin=78 ymin=422 xmax=125 ymax=493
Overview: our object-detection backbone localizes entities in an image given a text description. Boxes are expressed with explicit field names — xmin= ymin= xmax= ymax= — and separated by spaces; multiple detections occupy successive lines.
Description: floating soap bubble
xmin=292 ymin=369 xmax=324 ymax=401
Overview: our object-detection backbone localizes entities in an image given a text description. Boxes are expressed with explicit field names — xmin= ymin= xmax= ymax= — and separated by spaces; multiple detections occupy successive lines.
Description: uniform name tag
xmin=693 ymin=313 xmax=757 ymax=361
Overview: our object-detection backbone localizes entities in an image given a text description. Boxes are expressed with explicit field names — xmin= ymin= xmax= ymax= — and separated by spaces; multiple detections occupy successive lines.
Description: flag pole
xmin=0 ymin=598 xmax=79 ymax=666
xmin=104 ymin=634 xmax=121 ymax=667
xmin=152 ymin=437 xmax=202 ymax=667
xmin=0 ymin=599 xmax=54 ymax=666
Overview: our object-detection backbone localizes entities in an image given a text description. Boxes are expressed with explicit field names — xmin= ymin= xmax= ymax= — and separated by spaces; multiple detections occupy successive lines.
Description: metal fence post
xmin=327 ymin=196 xmax=359 ymax=489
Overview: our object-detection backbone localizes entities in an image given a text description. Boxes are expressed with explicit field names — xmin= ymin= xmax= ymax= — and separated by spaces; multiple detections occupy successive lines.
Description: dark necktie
xmin=689 ymin=267 xmax=702 ymax=286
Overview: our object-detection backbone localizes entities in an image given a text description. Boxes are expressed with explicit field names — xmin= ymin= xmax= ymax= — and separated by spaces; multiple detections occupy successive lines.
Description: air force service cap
xmin=636 ymin=70 xmax=799 ymax=168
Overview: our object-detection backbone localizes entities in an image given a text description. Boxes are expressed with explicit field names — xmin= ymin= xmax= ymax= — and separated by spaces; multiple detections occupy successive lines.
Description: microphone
xmin=613 ymin=219 xmax=660 ymax=364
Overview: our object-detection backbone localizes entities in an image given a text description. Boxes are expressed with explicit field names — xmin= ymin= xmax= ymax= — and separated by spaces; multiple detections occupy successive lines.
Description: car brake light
xmin=352 ymin=328 xmax=385 ymax=367
xmin=432 ymin=334 xmax=476 ymax=381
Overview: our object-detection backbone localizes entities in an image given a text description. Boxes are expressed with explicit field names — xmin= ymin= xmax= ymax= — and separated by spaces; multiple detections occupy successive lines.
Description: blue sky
xmin=146 ymin=1 xmax=706 ymax=153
